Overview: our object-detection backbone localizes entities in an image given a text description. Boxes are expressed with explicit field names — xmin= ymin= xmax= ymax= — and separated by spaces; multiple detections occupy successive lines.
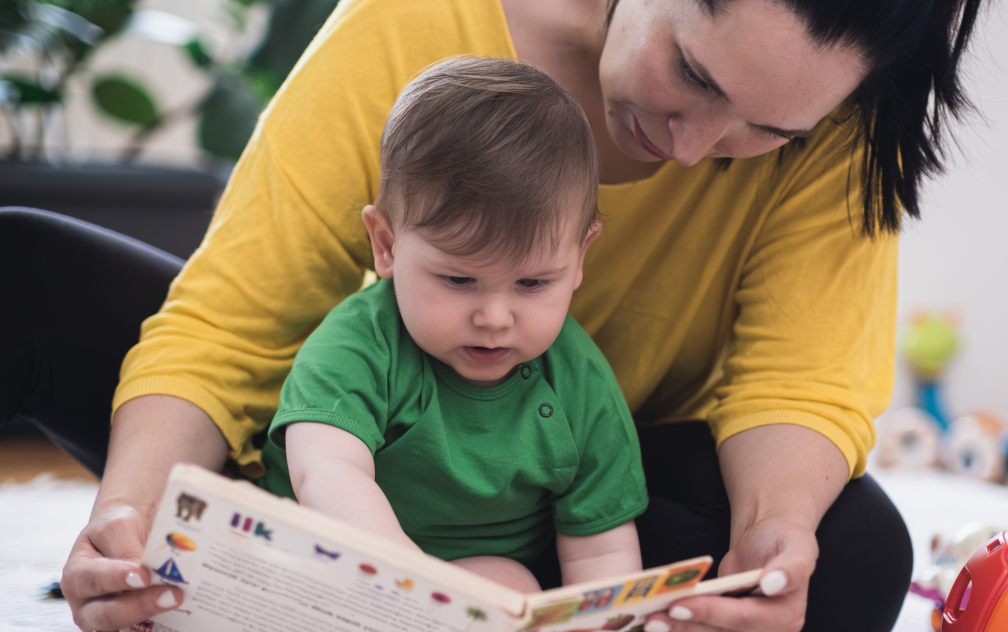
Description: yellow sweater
xmin=114 ymin=0 xmax=897 ymax=479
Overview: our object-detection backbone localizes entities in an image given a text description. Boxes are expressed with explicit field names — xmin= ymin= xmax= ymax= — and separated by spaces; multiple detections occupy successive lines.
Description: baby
xmin=261 ymin=56 xmax=648 ymax=593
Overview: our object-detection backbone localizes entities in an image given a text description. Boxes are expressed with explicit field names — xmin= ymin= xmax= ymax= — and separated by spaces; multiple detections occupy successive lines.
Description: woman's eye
xmin=678 ymin=58 xmax=710 ymax=92
xmin=443 ymin=276 xmax=474 ymax=286
xmin=752 ymin=125 xmax=790 ymax=140
xmin=517 ymin=279 xmax=547 ymax=289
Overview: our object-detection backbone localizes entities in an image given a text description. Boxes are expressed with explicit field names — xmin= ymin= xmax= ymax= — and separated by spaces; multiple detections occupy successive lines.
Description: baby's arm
xmin=287 ymin=422 xmax=543 ymax=592
xmin=557 ymin=521 xmax=642 ymax=585
xmin=285 ymin=422 xmax=422 ymax=552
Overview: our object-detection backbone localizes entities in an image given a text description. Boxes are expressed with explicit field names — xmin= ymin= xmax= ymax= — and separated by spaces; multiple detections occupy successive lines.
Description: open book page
xmin=130 ymin=464 xmax=762 ymax=632
xmin=522 ymin=560 xmax=763 ymax=632
xmin=131 ymin=464 xmax=524 ymax=632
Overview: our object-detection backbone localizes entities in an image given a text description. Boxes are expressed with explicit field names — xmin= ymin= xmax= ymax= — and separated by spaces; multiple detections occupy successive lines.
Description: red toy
xmin=942 ymin=531 xmax=1008 ymax=632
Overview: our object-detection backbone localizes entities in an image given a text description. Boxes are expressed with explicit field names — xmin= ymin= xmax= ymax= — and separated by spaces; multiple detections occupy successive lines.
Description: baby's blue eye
xmin=443 ymin=276 xmax=473 ymax=286
xmin=517 ymin=279 xmax=546 ymax=289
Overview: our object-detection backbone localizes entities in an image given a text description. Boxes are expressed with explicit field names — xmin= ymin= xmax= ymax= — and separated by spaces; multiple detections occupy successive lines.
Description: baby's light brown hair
xmin=375 ymin=56 xmax=599 ymax=265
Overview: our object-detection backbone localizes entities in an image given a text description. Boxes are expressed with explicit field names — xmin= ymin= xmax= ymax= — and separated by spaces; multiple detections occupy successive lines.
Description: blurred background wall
xmin=890 ymin=0 xmax=1008 ymax=425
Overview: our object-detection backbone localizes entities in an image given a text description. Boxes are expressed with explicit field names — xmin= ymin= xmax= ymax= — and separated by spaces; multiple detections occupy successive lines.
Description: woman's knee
xmin=807 ymin=474 xmax=912 ymax=630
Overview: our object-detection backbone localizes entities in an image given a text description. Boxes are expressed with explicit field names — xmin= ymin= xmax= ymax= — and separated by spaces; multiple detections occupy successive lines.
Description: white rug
xmin=1 ymin=470 xmax=1006 ymax=632
xmin=870 ymin=467 xmax=1008 ymax=632
xmin=0 ymin=476 xmax=98 ymax=632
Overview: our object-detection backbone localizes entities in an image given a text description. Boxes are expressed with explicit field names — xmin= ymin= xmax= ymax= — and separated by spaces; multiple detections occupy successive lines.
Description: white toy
xmin=942 ymin=413 xmax=1008 ymax=483
xmin=876 ymin=407 xmax=941 ymax=469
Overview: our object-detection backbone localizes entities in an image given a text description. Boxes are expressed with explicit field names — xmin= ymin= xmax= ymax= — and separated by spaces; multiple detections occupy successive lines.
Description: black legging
xmin=0 ymin=208 xmax=912 ymax=631
xmin=0 ymin=208 xmax=184 ymax=475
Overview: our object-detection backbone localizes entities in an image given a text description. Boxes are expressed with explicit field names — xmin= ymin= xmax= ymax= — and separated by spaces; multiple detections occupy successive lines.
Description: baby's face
xmin=384 ymin=222 xmax=597 ymax=387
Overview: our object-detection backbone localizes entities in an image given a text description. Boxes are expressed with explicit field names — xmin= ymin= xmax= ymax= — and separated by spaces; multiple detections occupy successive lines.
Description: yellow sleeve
xmin=707 ymin=128 xmax=899 ymax=479
xmin=112 ymin=0 xmax=515 ymax=476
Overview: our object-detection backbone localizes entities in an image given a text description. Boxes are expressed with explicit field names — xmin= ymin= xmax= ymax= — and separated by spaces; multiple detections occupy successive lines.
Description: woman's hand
xmin=643 ymin=517 xmax=818 ymax=631
xmin=645 ymin=424 xmax=848 ymax=632
xmin=62 ymin=502 xmax=182 ymax=632
xmin=61 ymin=395 xmax=229 ymax=632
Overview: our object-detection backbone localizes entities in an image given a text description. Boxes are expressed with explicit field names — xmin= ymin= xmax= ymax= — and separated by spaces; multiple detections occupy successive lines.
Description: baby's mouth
xmin=463 ymin=346 xmax=511 ymax=364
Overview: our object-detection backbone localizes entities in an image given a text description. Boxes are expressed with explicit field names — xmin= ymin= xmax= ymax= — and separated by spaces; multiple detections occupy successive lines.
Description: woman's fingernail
xmin=669 ymin=606 xmax=693 ymax=621
xmin=760 ymin=570 xmax=788 ymax=596
xmin=155 ymin=589 xmax=179 ymax=609
xmin=125 ymin=571 xmax=146 ymax=589
xmin=643 ymin=620 xmax=670 ymax=632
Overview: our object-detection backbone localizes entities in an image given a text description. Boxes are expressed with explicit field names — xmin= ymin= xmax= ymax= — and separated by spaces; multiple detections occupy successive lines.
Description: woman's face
xmin=598 ymin=0 xmax=866 ymax=166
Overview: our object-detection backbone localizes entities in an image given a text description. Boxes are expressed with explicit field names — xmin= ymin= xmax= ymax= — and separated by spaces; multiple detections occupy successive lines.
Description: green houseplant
xmin=0 ymin=0 xmax=340 ymax=260
xmin=0 ymin=0 xmax=339 ymax=162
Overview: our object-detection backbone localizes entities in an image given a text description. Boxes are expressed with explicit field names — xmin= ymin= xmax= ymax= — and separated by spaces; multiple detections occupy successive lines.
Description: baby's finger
xmin=61 ymin=556 xmax=149 ymax=603
xmin=72 ymin=586 xmax=182 ymax=632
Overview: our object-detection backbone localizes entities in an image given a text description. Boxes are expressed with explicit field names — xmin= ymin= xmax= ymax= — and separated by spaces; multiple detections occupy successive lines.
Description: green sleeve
xmin=268 ymin=283 xmax=398 ymax=454
xmin=548 ymin=320 xmax=650 ymax=536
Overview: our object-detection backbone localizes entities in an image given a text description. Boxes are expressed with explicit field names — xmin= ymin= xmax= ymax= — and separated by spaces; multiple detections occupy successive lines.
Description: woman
xmin=1 ymin=0 xmax=985 ymax=630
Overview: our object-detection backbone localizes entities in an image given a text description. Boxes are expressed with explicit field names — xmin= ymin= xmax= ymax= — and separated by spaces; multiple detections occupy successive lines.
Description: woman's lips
xmin=633 ymin=116 xmax=671 ymax=160
xmin=463 ymin=347 xmax=511 ymax=364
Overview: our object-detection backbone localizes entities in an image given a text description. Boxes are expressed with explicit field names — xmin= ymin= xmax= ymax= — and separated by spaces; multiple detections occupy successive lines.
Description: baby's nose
xmin=473 ymin=299 xmax=514 ymax=330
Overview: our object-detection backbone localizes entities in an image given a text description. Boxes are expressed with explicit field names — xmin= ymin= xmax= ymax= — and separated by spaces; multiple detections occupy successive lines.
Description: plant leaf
xmin=197 ymin=76 xmax=261 ymax=161
xmin=91 ymin=75 xmax=159 ymax=126
xmin=24 ymin=3 xmax=104 ymax=45
xmin=246 ymin=0 xmax=340 ymax=99
xmin=64 ymin=0 xmax=135 ymax=36
xmin=184 ymin=38 xmax=213 ymax=68
xmin=1 ymin=76 xmax=62 ymax=104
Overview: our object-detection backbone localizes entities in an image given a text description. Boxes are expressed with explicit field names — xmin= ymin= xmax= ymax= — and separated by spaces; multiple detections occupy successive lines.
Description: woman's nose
xmin=472 ymin=297 xmax=514 ymax=330
xmin=667 ymin=112 xmax=735 ymax=167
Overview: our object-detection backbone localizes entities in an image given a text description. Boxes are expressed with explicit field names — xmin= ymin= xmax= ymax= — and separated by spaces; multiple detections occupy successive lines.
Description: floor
xmin=0 ymin=438 xmax=98 ymax=484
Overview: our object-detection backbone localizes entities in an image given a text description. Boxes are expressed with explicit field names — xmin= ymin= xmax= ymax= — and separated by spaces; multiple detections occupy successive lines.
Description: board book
xmin=129 ymin=464 xmax=762 ymax=632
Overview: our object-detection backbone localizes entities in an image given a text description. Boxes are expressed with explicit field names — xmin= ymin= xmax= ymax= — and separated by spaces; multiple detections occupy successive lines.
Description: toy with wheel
xmin=941 ymin=531 xmax=1008 ymax=632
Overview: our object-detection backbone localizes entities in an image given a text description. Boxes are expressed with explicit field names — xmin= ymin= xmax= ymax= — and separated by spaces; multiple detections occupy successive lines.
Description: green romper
xmin=262 ymin=280 xmax=648 ymax=565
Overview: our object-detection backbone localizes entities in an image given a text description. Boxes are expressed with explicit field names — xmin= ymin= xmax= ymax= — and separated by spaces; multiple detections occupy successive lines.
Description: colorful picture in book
xmin=230 ymin=512 xmax=273 ymax=540
xmin=465 ymin=607 xmax=488 ymax=632
xmin=166 ymin=533 xmax=197 ymax=552
xmin=614 ymin=577 xmax=658 ymax=605
xmin=175 ymin=493 xmax=206 ymax=522
xmin=575 ymin=585 xmax=623 ymax=615
xmin=154 ymin=531 xmax=197 ymax=584
xmin=654 ymin=561 xmax=709 ymax=594
xmin=428 ymin=591 xmax=452 ymax=617
xmin=154 ymin=557 xmax=187 ymax=584
xmin=523 ymin=601 xmax=580 ymax=631
xmin=314 ymin=544 xmax=340 ymax=560
xmin=600 ymin=614 xmax=636 ymax=630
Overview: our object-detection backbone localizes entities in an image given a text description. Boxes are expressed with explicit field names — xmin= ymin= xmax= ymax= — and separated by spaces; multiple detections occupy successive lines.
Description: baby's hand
xmin=450 ymin=556 xmax=542 ymax=593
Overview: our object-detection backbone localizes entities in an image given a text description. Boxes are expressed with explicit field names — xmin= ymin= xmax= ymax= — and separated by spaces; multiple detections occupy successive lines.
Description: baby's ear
xmin=582 ymin=220 xmax=603 ymax=253
xmin=574 ymin=221 xmax=603 ymax=290
xmin=362 ymin=205 xmax=396 ymax=278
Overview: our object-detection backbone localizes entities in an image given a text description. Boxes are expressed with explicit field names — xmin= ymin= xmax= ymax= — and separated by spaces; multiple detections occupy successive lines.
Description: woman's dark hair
xmin=606 ymin=0 xmax=986 ymax=237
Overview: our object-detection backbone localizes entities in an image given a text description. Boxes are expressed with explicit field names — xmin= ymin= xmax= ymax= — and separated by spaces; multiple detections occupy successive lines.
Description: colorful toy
xmin=943 ymin=413 xmax=1008 ymax=484
xmin=941 ymin=530 xmax=1008 ymax=632
xmin=876 ymin=310 xmax=1008 ymax=484
xmin=877 ymin=407 xmax=941 ymax=469
xmin=911 ymin=524 xmax=1006 ymax=631
xmin=901 ymin=311 xmax=961 ymax=430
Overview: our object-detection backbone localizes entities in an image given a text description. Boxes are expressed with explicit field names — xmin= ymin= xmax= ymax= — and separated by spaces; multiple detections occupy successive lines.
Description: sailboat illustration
xmin=154 ymin=558 xmax=188 ymax=584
